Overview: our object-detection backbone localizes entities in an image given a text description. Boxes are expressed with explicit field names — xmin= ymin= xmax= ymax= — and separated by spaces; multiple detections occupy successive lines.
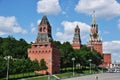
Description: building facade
xmin=28 ymin=15 xmax=60 ymax=74
xmin=110 ymin=61 xmax=120 ymax=72
xmin=72 ymin=25 xmax=81 ymax=49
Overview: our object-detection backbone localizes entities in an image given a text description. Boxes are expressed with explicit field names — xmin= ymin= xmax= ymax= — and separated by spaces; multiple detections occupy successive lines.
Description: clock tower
xmin=87 ymin=11 xmax=103 ymax=54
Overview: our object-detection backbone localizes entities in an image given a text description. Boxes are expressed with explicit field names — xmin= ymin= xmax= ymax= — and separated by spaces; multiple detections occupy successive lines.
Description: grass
xmin=27 ymin=72 xmax=74 ymax=80
xmin=27 ymin=76 xmax=48 ymax=80
xmin=56 ymin=72 xmax=73 ymax=78
xmin=0 ymin=72 xmax=42 ymax=80
xmin=0 ymin=67 xmax=100 ymax=80
xmin=26 ymin=70 xmax=98 ymax=80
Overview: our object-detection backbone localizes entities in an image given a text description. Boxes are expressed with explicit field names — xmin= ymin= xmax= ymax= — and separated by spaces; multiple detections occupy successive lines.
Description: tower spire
xmin=39 ymin=15 xmax=50 ymax=26
xmin=92 ymin=10 xmax=96 ymax=24
xmin=87 ymin=10 xmax=103 ymax=54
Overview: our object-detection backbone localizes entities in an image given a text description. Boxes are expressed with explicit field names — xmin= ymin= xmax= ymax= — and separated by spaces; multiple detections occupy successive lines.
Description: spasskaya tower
xmin=87 ymin=11 xmax=103 ymax=54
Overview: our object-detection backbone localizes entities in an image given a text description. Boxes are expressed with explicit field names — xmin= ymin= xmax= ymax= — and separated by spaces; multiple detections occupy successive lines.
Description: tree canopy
xmin=0 ymin=36 xmax=30 ymax=58
xmin=54 ymin=41 xmax=103 ymax=68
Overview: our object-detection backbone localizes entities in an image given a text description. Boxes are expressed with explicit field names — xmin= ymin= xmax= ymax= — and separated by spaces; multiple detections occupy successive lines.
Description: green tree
xmin=32 ymin=59 xmax=41 ymax=71
xmin=40 ymin=59 xmax=48 ymax=70
xmin=59 ymin=42 xmax=74 ymax=69
xmin=0 ymin=56 xmax=6 ymax=77
xmin=0 ymin=36 xmax=30 ymax=59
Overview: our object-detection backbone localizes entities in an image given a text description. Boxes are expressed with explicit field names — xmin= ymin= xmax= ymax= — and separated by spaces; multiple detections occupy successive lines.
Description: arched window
xmin=43 ymin=27 xmax=46 ymax=32
xmin=75 ymin=29 xmax=77 ymax=32
xmin=40 ymin=28 xmax=42 ymax=32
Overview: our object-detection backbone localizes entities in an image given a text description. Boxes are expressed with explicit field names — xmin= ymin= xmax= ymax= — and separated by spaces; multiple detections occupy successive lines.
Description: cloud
xmin=56 ymin=21 xmax=90 ymax=43
xmin=37 ymin=0 xmax=61 ymax=15
xmin=103 ymin=41 xmax=120 ymax=62
xmin=75 ymin=0 xmax=120 ymax=19
xmin=37 ymin=19 xmax=41 ymax=25
xmin=0 ymin=16 xmax=27 ymax=35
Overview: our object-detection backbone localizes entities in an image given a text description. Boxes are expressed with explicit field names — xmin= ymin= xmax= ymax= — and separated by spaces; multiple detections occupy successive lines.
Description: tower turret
xmin=72 ymin=25 xmax=81 ymax=49
xmin=36 ymin=15 xmax=53 ymax=44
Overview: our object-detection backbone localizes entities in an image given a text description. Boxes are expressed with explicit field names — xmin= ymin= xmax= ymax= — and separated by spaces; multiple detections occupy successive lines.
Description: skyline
xmin=0 ymin=0 xmax=120 ymax=62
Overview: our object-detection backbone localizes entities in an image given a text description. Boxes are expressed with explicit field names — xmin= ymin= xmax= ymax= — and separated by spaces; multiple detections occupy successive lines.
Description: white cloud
xmin=103 ymin=41 xmax=120 ymax=62
xmin=56 ymin=21 xmax=90 ymax=43
xmin=37 ymin=0 xmax=61 ymax=15
xmin=75 ymin=0 xmax=120 ymax=19
xmin=0 ymin=16 xmax=27 ymax=35
xmin=37 ymin=20 xmax=41 ymax=25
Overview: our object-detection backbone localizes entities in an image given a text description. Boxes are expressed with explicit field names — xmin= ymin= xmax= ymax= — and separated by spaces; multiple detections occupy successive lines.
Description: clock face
xmin=93 ymin=33 xmax=98 ymax=38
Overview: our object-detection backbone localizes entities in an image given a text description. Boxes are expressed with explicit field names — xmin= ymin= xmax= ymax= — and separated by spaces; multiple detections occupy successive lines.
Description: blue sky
xmin=0 ymin=0 xmax=120 ymax=62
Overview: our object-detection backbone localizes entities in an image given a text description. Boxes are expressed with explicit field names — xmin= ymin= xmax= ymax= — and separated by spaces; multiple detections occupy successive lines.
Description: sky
xmin=0 ymin=0 xmax=120 ymax=62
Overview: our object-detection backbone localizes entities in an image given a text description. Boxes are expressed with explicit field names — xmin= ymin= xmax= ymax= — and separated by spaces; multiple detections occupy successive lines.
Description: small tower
xmin=36 ymin=15 xmax=53 ymax=44
xmin=28 ymin=15 xmax=60 ymax=74
xmin=72 ymin=25 xmax=81 ymax=49
xmin=87 ymin=11 xmax=103 ymax=54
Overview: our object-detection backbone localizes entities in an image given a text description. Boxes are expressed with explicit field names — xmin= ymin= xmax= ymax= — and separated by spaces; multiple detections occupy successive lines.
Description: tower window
xmin=40 ymin=28 xmax=42 ymax=32
xmin=75 ymin=29 xmax=77 ymax=32
xmin=43 ymin=27 xmax=46 ymax=32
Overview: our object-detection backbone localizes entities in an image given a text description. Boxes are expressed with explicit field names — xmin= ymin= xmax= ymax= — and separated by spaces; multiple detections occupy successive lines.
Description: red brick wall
xmin=72 ymin=43 xmax=81 ymax=49
xmin=28 ymin=43 xmax=60 ymax=74
xmin=93 ymin=43 xmax=103 ymax=54
xmin=103 ymin=54 xmax=111 ymax=68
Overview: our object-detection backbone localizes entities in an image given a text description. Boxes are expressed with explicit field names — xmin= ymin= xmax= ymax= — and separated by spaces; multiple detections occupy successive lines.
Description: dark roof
xmin=76 ymin=25 xmax=80 ymax=29
xmin=39 ymin=15 xmax=50 ymax=26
